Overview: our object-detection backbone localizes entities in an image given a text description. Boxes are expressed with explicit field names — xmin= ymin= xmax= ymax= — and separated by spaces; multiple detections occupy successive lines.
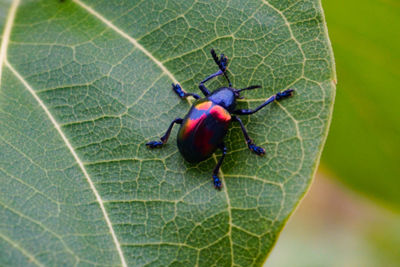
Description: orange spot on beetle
xmin=196 ymin=101 xmax=212 ymax=110
xmin=210 ymin=105 xmax=231 ymax=122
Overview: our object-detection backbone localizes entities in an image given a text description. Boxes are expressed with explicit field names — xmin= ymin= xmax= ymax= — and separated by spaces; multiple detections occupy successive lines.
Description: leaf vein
xmin=0 ymin=201 xmax=77 ymax=262
xmin=5 ymin=61 xmax=127 ymax=267
xmin=0 ymin=0 xmax=19 ymax=87
xmin=0 ymin=232 xmax=45 ymax=267
xmin=72 ymin=0 xmax=179 ymax=85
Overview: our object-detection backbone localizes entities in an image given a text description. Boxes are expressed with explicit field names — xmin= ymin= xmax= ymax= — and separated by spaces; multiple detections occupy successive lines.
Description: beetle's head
xmin=207 ymin=87 xmax=237 ymax=112
xmin=208 ymin=85 xmax=262 ymax=112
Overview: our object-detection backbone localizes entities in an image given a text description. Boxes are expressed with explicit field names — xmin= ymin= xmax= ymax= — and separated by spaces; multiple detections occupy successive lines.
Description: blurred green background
xmin=322 ymin=0 xmax=399 ymax=210
xmin=266 ymin=0 xmax=400 ymax=265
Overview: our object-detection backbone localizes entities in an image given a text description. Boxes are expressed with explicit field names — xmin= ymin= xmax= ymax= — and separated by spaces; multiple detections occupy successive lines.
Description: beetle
xmin=146 ymin=49 xmax=294 ymax=190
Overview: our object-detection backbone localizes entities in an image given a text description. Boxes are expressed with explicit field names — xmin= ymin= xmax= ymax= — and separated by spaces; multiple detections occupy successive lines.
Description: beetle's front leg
xmin=172 ymin=84 xmax=200 ymax=100
xmin=199 ymin=49 xmax=232 ymax=96
xmin=199 ymin=71 xmax=221 ymax=96
xmin=212 ymin=144 xmax=227 ymax=190
xmin=233 ymin=116 xmax=265 ymax=155
xmin=146 ymin=118 xmax=183 ymax=148
xmin=211 ymin=49 xmax=231 ymax=87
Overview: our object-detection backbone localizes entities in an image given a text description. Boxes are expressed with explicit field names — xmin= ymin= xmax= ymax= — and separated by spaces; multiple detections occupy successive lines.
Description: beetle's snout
xmin=234 ymin=90 xmax=244 ymax=99
xmin=234 ymin=85 xmax=262 ymax=99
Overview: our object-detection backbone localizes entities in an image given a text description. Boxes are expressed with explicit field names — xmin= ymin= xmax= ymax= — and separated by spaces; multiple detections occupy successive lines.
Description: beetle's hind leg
xmin=212 ymin=144 xmax=227 ymax=190
xmin=146 ymin=118 xmax=183 ymax=148
xmin=172 ymin=83 xmax=200 ymax=100
xmin=233 ymin=116 xmax=265 ymax=156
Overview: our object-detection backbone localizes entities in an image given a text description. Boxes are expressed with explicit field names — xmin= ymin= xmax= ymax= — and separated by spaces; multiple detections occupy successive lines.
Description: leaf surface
xmin=0 ymin=0 xmax=335 ymax=266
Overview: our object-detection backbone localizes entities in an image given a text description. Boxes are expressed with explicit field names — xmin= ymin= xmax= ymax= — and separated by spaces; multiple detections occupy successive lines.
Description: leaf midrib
xmin=72 ymin=0 xmax=179 ymax=85
xmin=1 ymin=0 xmax=128 ymax=266
xmin=0 ymin=0 xmax=19 ymax=87
xmin=4 ymin=60 xmax=128 ymax=267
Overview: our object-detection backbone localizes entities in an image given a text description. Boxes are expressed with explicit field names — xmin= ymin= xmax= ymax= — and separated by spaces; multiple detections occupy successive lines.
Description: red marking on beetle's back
xmin=210 ymin=105 xmax=231 ymax=122
xmin=181 ymin=114 xmax=206 ymax=139
xmin=195 ymin=101 xmax=212 ymax=111
xmin=195 ymin=124 xmax=214 ymax=156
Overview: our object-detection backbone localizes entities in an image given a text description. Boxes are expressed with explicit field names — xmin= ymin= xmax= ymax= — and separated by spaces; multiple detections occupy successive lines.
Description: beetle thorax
xmin=207 ymin=87 xmax=236 ymax=112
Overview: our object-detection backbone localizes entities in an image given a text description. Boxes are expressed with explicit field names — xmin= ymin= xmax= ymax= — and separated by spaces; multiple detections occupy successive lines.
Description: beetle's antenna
xmin=211 ymin=49 xmax=232 ymax=87
xmin=236 ymin=85 xmax=262 ymax=93
xmin=224 ymin=72 xmax=232 ymax=87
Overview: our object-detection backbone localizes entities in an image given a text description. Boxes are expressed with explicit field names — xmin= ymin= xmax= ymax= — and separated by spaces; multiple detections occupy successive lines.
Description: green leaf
xmin=0 ymin=0 xmax=335 ymax=266
xmin=321 ymin=0 xmax=400 ymax=209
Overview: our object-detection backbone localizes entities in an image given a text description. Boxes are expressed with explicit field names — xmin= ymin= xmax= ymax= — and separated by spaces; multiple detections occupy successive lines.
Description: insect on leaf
xmin=0 ymin=0 xmax=335 ymax=266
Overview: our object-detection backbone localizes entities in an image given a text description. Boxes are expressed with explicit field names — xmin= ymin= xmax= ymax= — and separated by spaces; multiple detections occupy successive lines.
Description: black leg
xmin=232 ymin=116 xmax=265 ymax=155
xmin=199 ymin=49 xmax=232 ymax=96
xmin=212 ymin=144 xmax=227 ymax=190
xmin=172 ymin=83 xmax=200 ymax=99
xmin=146 ymin=118 xmax=183 ymax=148
xmin=233 ymin=89 xmax=294 ymax=115
xmin=199 ymin=70 xmax=221 ymax=96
